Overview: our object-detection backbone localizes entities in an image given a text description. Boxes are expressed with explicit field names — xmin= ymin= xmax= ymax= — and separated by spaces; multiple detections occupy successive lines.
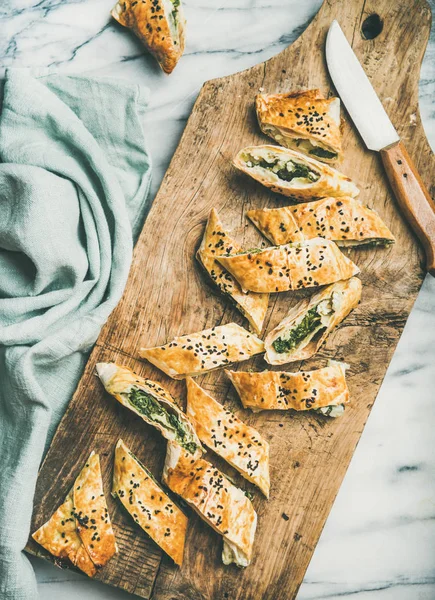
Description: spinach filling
xmin=246 ymin=155 xmax=320 ymax=183
xmin=309 ymin=147 xmax=337 ymax=160
xmin=230 ymin=247 xmax=264 ymax=256
xmin=170 ymin=0 xmax=180 ymax=27
xmin=128 ymin=388 xmax=198 ymax=454
xmin=363 ymin=239 xmax=394 ymax=247
xmin=272 ymin=307 xmax=323 ymax=354
xmin=277 ymin=163 xmax=317 ymax=182
xmin=340 ymin=238 xmax=394 ymax=248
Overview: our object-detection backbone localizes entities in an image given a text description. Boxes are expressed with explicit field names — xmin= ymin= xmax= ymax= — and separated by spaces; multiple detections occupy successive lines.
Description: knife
xmin=326 ymin=20 xmax=435 ymax=276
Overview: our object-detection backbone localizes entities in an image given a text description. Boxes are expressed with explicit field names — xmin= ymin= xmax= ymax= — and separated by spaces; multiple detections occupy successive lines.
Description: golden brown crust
xmin=186 ymin=377 xmax=270 ymax=497
xmin=248 ymin=204 xmax=304 ymax=246
xmin=96 ymin=362 xmax=203 ymax=454
xmin=264 ymin=278 xmax=362 ymax=364
xmin=32 ymin=493 xmax=97 ymax=577
xmin=226 ymin=361 xmax=349 ymax=412
xmin=197 ymin=208 xmax=269 ymax=334
xmin=73 ymin=453 xmax=117 ymax=568
xmin=216 ymin=238 xmax=359 ymax=294
xmin=247 ymin=197 xmax=395 ymax=247
xmin=139 ymin=323 xmax=264 ymax=379
xmin=113 ymin=440 xmax=187 ymax=565
xmin=163 ymin=441 xmax=257 ymax=565
xmin=111 ymin=0 xmax=185 ymax=74
xmin=32 ymin=453 xmax=117 ymax=576
xmin=233 ymin=145 xmax=359 ymax=201
xmin=256 ymin=90 xmax=342 ymax=163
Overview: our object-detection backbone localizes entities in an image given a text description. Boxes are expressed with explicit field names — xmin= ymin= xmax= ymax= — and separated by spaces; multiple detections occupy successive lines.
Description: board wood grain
xmin=26 ymin=0 xmax=434 ymax=598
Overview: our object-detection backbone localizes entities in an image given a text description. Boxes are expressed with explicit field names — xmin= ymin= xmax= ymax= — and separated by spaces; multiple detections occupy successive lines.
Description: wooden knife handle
xmin=381 ymin=140 xmax=435 ymax=276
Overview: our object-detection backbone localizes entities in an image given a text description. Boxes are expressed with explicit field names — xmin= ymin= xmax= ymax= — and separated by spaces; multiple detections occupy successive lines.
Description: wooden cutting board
xmin=26 ymin=0 xmax=435 ymax=598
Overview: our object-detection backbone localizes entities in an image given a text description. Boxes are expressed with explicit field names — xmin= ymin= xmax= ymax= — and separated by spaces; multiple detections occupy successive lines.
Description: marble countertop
xmin=2 ymin=1 xmax=434 ymax=598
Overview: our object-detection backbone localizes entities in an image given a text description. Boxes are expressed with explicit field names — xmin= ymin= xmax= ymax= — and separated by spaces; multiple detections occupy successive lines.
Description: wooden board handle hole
xmin=361 ymin=14 xmax=384 ymax=39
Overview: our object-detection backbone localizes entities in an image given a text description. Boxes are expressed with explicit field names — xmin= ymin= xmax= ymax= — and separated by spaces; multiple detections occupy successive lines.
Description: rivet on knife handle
xmin=381 ymin=141 xmax=435 ymax=275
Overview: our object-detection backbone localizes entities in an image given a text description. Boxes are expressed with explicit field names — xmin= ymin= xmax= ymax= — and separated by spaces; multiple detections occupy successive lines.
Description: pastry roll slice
xmin=73 ymin=452 xmax=118 ymax=568
xmin=185 ymin=377 xmax=270 ymax=497
xmin=96 ymin=363 xmax=202 ymax=456
xmin=111 ymin=0 xmax=185 ymax=74
xmin=139 ymin=323 xmax=264 ymax=379
xmin=163 ymin=441 xmax=257 ymax=567
xmin=113 ymin=439 xmax=187 ymax=566
xmin=216 ymin=238 xmax=359 ymax=294
xmin=234 ymin=145 xmax=358 ymax=201
xmin=264 ymin=277 xmax=361 ymax=365
xmin=32 ymin=492 xmax=97 ymax=577
xmin=197 ymin=208 xmax=269 ymax=334
xmin=256 ymin=89 xmax=342 ymax=163
xmin=32 ymin=453 xmax=117 ymax=576
xmin=226 ymin=360 xmax=349 ymax=417
xmin=247 ymin=197 xmax=395 ymax=247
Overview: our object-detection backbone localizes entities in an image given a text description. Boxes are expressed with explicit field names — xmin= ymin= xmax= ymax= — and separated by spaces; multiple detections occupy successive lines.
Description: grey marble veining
xmin=1 ymin=1 xmax=434 ymax=599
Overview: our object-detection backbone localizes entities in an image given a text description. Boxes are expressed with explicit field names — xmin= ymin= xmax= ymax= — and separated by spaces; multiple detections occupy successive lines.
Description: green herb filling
xmin=169 ymin=0 xmax=180 ymax=27
xmin=309 ymin=147 xmax=337 ymax=160
xmin=246 ymin=155 xmax=320 ymax=183
xmin=272 ymin=307 xmax=322 ymax=354
xmin=229 ymin=247 xmax=264 ymax=256
xmin=128 ymin=388 xmax=197 ymax=454
xmin=363 ymin=239 xmax=394 ymax=247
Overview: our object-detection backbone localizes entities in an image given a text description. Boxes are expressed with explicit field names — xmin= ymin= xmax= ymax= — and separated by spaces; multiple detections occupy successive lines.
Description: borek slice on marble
xmin=216 ymin=238 xmax=359 ymax=294
xmin=113 ymin=439 xmax=187 ymax=565
xmin=111 ymin=0 xmax=185 ymax=74
xmin=139 ymin=323 xmax=264 ymax=379
xmin=96 ymin=362 xmax=202 ymax=457
xmin=186 ymin=377 xmax=270 ymax=497
xmin=226 ymin=360 xmax=350 ymax=417
xmin=163 ymin=441 xmax=257 ymax=567
xmin=197 ymin=208 xmax=269 ymax=334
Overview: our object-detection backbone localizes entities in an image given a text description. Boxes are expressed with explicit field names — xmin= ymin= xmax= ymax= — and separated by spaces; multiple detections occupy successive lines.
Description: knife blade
xmin=325 ymin=19 xmax=435 ymax=276
xmin=326 ymin=20 xmax=399 ymax=151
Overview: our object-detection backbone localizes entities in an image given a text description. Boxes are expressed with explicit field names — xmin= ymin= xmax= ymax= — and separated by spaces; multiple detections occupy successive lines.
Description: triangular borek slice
xmin=32 ymin=491 xmax=96 ymax=577
xmin=32 ymin=453 xmax=117 ymax=576
xmin=111 ymin=0 xmax=186 ymax=74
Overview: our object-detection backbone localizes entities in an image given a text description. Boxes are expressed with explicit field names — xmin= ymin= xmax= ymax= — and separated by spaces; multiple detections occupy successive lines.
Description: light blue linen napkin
xmin=0 ymin=69 xmax=152 ymax=600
